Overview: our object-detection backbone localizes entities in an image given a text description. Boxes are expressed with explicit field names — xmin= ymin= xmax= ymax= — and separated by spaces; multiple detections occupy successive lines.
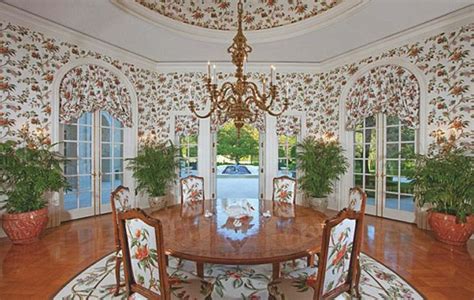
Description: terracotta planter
xmin=2 ymin=207 xmax=49 ymax=245
xmin=428 ymin=211 xmax=474 ymax=246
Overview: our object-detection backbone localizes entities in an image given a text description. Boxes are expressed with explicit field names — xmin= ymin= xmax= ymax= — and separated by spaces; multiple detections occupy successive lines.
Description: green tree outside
xmin=217 ymin=123 xmax=259 ymax=165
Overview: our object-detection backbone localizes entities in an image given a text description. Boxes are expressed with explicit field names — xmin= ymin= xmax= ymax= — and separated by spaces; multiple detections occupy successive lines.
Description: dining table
xmin=149 ymin=198 xmax=327 ymax=279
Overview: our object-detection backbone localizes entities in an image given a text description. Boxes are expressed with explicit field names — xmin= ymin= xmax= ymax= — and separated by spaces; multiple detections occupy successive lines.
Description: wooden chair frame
xmin=180 ymin=175 xmax=205 ymax=207
xmin=118 ymin=208 xmax=170 ymax=300
xmin=272 ymin=175 xmax=297 ymax=204
xmin=110 ymin=185 xmax=130 ymax=295
xmin=312 ymin=208 xmax=365 ymax=300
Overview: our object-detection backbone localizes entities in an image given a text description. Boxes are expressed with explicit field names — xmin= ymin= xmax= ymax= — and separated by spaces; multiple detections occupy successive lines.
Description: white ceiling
xmin=2 ymin=0 xmax=473 ymax=64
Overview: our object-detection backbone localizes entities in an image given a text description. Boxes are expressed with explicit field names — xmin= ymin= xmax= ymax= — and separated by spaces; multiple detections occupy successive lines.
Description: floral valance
xmin=59 ymin=64 xmax=133 ymax=127
xmin=175 ymin=115 xmax=199 ymax=136
xmin=345 ymin=65 xmax=420 ymax=129
xmin=277 ymin=115 xmax=301 ymax=136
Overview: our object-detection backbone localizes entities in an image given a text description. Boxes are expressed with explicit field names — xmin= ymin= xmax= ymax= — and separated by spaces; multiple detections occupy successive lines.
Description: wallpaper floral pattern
xmin=345 ymin=65 xmax=420 ymax=130
xmin=135 ymin=0 xmax=342 ymax=31
xmin=1 ymin=19 xmax=472 ymax=153
xmin=59 ymin=64 xmax=133 ymax=127
xmin=277 ymin=115 xmax=302 ymax=136
xmin=175 ymin=115 xmax=199 ymax=136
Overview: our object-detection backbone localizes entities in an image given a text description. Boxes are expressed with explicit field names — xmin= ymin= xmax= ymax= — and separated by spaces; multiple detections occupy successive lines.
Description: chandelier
xmin=188 ymin=0 xmax=289 ymax=136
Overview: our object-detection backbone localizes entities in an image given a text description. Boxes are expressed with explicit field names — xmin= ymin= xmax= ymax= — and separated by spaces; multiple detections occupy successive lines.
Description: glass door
xmin=62 ymin=111 xmax=124 ymax=220
xmin=353 ymin=114 xmax=416 ymax=222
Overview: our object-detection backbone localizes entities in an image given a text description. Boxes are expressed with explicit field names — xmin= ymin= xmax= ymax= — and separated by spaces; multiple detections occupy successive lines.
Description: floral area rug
xmin=54 ymin=253 xmax=423 ymax=299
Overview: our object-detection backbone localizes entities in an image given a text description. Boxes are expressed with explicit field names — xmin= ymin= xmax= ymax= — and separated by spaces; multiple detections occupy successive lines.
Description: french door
xmin=62 ymin=111 xmax=125 ymax=220
xmin=353 ymin=114 xmax=416 ymax=223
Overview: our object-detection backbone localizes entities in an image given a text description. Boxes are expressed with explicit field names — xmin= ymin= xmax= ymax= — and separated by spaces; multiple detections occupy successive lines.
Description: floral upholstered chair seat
xmin=121 ymin=211 xmax=214 ymax=299
xmin=272 ymin=176 xmax=297 ymax=203
xmin=181 ymin=175 xmax=205 ymax=204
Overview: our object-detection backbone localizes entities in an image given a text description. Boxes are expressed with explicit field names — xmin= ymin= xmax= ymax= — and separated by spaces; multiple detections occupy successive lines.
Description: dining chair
xmin=272 ymin=176 xmax=297 ymax=204
xmin=180 ymin=175 xmax=205 ymax=204
xmin=118 ymin=208 xmax=213 ymax=299
xmin=110 ymin=185 xmax=132 ymax=295
xmin=268 ymin=208 xmax=364 ymax=299
xmin=347 ymin=186 xmax=367 ymax=214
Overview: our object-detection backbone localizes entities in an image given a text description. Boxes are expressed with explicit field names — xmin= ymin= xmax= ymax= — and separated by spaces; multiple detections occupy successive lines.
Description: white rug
xmin=54 ymin=253 xmax=424 ymax=299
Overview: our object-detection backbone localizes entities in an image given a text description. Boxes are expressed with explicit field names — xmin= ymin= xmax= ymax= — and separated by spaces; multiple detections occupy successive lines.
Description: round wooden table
xmin=149 ymin=198 xmax=327 ymax=278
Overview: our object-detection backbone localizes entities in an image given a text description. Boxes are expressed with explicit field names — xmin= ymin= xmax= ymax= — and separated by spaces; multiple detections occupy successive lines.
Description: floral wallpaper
xmin=345 ymin=65 xmax=420 ymax=130
xmin=135 ymin=0 xmax=342 ymax=31
xmin=1 ymin=18 xmax=472 ymax=154
xmin=175 ymin=115 xmax=199 ymax=136
xmin=277 ymin=115 xmax=301 ymax=136
xmin=59 ymin=64 xmax=133 ymax=127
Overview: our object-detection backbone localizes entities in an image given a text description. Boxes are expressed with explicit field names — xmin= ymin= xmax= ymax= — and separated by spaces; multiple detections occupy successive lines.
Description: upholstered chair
xmin=180 ymin=175 xmax=205 ymax=204
xmin=110 ymin=185 xmax=132 ymax=295
xmin=268 ymin=208 xmax=364 ymax=299
xmin=118 ymin=208 xmax=213 ymax=299
xmin=272 ymin=176 xmax=297 ymax=204
xmin=347 ymin=187 xmax=367 ymax=214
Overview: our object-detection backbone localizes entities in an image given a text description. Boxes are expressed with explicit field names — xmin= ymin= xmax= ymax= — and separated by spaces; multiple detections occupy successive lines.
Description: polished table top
xmin=149 ymin=198 xmax=327 ymax=265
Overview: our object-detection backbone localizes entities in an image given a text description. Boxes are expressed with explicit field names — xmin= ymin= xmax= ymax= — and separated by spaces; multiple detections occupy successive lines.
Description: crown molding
xmin=111 ymin=0 xmax=369 ymax=45
xmin=0 ymin=2 xmax=156 ymax=71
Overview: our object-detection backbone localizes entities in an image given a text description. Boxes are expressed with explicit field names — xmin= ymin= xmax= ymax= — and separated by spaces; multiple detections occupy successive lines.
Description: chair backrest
xmin=118 ymin=208 xmax=169 ymax=299
xmin=110 ymin=185 xmax=131 ymax=252
xmin=347 ymin=187 xmax=367 ymax=214
xmin=313 ymin=208 xmax=364 ymax=300
xmin=272 ymin=176 xmax=297 ymax=204
xmin=180 ymin=175 xmax=205 ymax=204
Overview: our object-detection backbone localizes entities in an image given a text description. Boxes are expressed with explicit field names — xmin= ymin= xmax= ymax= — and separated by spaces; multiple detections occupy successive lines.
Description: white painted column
xmin=264 ymin=116 xmax=278 ymax=199
xmin=198 ymin=118 xmax=212 ymax=199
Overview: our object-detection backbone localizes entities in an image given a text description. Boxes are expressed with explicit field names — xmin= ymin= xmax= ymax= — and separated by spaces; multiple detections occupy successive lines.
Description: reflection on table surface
xmin=150 ymin=198 xmax=326 ymax=264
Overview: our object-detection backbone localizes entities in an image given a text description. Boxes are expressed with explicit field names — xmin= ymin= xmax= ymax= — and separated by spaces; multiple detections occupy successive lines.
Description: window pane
xmin=113 ymin=118 xmax=123 ymax=128
xmin=386 ymin=176 xmax=398 ymax=193
xmin=386 ymin=126 xmax=399 ymax=142
xmin=102 ymin=159 xmax=111 ymax=173
xmin=354 ymin=144 xmax=363 ymax=159
xmin=64 ymin=160 xmax=77 ymax=176
xmin=386 ymin=115 xmax=399 ymax=126
xmin=78 ymin=175 xmax=91 ymax=191
xmin=114 ymin=129 xmax=123 ymax=143
xmin=354 ymin=175 xmax=363 ymax=187
xmin=101 ymin=111 xmax=111 ymax=127
xmin=113 ymin=159 xmax=123 ymax=173
xmin=386 ymin=144 xmax=399 ymax=158
xmin=64 ymin=142 xmax=77 ymax=158
xmin=364 ymin=128 xmax=375 ymax=144
xmin=78 ymin=159 xmax=91 ymax=175
xmin=101 ymin=174 xmax=112 ymax=191
xmin=101 ymin=189 xmax=112 ymax=205
xmin=365 ymin=175 xmax=376 ymax=190
xmin=366 ymin=190 xmax=376 ymax=206
xmin=386 ymin=160 xmax=398 ymax=176
xmin=78 ymin=192 xmax=92 ymax=208
xmin=366 ymin=159 xmax=376 ymax=174
xmin=64 ymin=125 xmax=77 ymax=140
xmin=78 ymin=113 xmax=92 ymax=125
xmin=401 ymin=143 xmax=415 ymax=157
xmin=79 ymin=126 xmax=91 ymax=141
xmin=114 ymin=144 xmax=123 ymax=157
xmin=67 ymin=176 xmax=78 ymax=192
xmin=354 ymin=131 xmax=363 ymax=144
xmin=401 ymin=127 xmax=415 ymax=141
xmin=64 ymin=192 xmax=77 ymax=211
xmin=102 ymin=143 xmax=111 ymax=158
xmin=102 ymin=127 xmax=111 ymax=142
xmin=385 ymin=193 xmax=399 ymax=209
xmin=354 ymin=160 xmax=363 ymax=174
xmin=365 ymin=116 xmax=375 ymax=127
xmin=114 ymin=173 xmax=123 ymax=187
xmin=78 ymin=143 xmax=91 ymax=158
xmin=400 ymin=195 xmax=415 ymax=212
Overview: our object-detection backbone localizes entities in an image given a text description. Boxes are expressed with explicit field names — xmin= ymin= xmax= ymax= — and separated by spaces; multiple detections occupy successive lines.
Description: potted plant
xmin=411 ymin=149 xmax=473 ymax=246
xmin=127 ymin=141 xmax=178 ymax=210
xmin=296 ymin=137 xmax=348 ymax=211
xmin=0 ymin=139 xmax=69 ymax=244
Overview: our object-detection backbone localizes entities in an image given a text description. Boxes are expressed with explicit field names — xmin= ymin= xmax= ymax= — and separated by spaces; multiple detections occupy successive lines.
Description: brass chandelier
xmin=188 ymin=0 xmax=289 ymax=136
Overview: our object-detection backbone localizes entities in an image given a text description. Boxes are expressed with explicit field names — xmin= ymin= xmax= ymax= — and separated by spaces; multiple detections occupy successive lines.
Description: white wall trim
xmin=337 ymin=57 xmax=428 ymax=210
xmin=112 ymin=0 xmax=368 ymax=45
xmin=51 ymin=58 xmax=139 ymax=217
xmin=0 ymin=2 xmax=155 ymax=71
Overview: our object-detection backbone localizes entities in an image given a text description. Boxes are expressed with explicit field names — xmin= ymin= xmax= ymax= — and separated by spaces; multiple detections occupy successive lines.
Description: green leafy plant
xmin=127 ymin=141 xmax=179 ymax=197
xmin=0 ymin=140 xmax=69 ymax=214
xmin=410 ymin=149 xmax=473 ymax=222
xmin=217 ymin=123 xmax=259 ymax=165
xmin=297 ymin=137 xmax=348 ymax=198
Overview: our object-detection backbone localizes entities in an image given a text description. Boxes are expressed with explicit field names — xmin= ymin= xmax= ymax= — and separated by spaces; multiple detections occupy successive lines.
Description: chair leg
xmin=351 ymin=258 xmax=362 ymax=299
xmin=114 ymin=256 xmax=122 ymax=296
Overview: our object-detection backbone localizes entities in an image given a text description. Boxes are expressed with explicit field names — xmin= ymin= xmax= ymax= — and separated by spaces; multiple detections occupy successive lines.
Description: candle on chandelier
xmin=207 ymin=61 xmax=211 ymax=80
xmin=213 ymin=64 xmax=217 ymax=83
xmin=244 ymin=56 xmax=247 ymax=74
xmin=263 ymin=78 xmax=266 ymax=95
xmin=270 ymin=65 xmax=276 ymax=85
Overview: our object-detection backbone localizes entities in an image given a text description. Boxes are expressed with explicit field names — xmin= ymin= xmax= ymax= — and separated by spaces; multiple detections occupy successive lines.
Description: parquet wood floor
xmin=0 ymin=214 xmax=473 ymax=299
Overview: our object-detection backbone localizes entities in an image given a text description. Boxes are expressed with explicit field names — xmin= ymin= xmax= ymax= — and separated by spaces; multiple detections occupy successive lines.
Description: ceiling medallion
xmin=188 ymin=0 xmax=289 ymax=136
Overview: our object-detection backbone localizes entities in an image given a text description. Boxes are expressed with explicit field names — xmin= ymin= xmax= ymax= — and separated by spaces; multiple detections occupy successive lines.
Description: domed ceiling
xmin=134 ymin=0 xmax=343 ymax=31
